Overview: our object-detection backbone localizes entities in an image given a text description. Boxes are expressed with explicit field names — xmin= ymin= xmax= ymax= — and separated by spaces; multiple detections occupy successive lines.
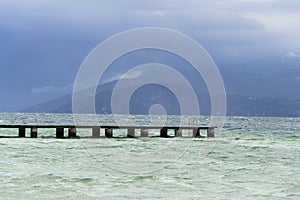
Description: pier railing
xmin=0 ymin=125 xmax=216 ymax=138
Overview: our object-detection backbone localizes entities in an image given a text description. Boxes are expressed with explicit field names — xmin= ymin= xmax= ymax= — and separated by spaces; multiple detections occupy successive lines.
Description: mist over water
xmin=0 ymin=113 xmax=299 ymax=199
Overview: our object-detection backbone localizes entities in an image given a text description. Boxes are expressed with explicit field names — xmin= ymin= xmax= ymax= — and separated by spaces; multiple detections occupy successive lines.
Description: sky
xmin=0 ymin=0 xmax=300 ymax=111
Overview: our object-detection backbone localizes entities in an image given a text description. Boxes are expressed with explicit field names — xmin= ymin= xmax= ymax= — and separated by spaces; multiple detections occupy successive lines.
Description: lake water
xmin=0 ymin=113 xmax=299 ymax=199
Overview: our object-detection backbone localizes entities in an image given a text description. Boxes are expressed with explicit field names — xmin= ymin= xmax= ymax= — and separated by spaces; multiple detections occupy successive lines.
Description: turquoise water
xmin=0 ymin=114 xmax=299 ymax=199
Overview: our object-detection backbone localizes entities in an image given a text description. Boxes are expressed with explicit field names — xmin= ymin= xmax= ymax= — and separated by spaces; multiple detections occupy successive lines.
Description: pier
xmin=0 ymin=125 xmax=216 ymax=138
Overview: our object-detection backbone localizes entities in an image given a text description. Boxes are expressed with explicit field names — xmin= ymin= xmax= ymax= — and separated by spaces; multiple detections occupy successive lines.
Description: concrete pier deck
xmin=0 ymin=125 xmax=216 ymax=138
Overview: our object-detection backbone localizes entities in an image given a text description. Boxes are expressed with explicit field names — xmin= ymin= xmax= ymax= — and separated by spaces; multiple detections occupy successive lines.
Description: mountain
xmin=21 ymin=81 xmax=300 ymax=117
xmin=21 ymin=80 xmax=211 ymax=115
xmin=219 ymin=55 xmax=300 ymax=100
xmin=21 ymin=55 xmax=300 ymax=117
xmin=227 ymin=95 xmax=300 ymax=117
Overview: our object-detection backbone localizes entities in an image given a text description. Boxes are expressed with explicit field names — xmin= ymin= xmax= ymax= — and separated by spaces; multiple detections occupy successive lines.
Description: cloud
xmin=284 ymin=51 xmax=300 ymax=58
xmin=0 ymin=0 xmax=284 ymax=31
xmin=135 ymin=10 xmax=170 ymax=18
xmin=32 ymin=83 xmax=73 ymax=94
xmin=0 ymin=0 xmax=299 ymax=58
xmin=1 ymin=0 xmax=300 ymax=112
xmin=103 ymin=70 xmax=142 ymax=84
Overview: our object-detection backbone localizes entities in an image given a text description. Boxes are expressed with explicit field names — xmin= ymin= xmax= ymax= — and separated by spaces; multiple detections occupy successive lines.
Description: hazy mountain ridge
xmin=21 ymin=55 xmax=300 ymax=117
xmin=219 ymin=55 xmax=300 ymax=100
xmin=21 ymin=82 xmax=300 ymax=117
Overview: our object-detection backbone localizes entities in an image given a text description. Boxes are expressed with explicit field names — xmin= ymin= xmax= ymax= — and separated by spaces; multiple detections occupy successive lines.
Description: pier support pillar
xmin=105 ymin=128 xmax=113 ymax=138
xmin=207 ymin=128 xmax=215 ymax=138
xmin=160 ymin=127 xmax=168 ymax=138
xmin=175 ymin=128 xmax=182 ymax=137
xmin=19 ymin=127 xmax=25 ymax=137
xmin=127 ymin=128 xmax=135 ymax=138
xmin=68 ymin=127 xmax=77 ymax=138
xmin=92 ymin=127 xmax=100 ymax=138
xmin=193 ymin=128 xmax=200 ymax=137
xmin=140 ymin=128 xmax=148 ymax=137
xmin=56 ymin=127 xmax=64 ymax=139
xmin=30 ymin=127 xmax=38 ymax=138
